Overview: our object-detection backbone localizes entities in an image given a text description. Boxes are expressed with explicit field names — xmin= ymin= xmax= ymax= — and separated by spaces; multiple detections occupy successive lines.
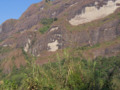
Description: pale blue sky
xmin=0 ymin=0 xmax=42 ymax=24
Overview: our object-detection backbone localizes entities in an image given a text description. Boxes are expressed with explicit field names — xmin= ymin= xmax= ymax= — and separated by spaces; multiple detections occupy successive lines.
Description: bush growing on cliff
xmin=0 ymin=46 xmax=11 ymax=54
xmin=45 ymin=0 xmax=54 ymax=3
xmin=39 ymin=18 xmax=57 ymax=34
xmin=41 ymin=18 xmax=57 ymax=25
xmin=39 ymin=25 xmax=50 ymax=34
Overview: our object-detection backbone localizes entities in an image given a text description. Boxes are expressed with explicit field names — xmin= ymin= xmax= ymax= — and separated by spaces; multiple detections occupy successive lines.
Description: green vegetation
xmin=39 ymin=18 xmax=57 ymax=34
xmin=76 ymin=43 xmax=100 ymax=51
xmin=39 ymin=25 xmax=50 ymax=34
xmin=41 ymin=18 xmax=57 ymax=25
xmin=45 ymin=0 xmax=50 ymax=3
xmin=0 ymin=49 xmax=120 ymax=90
xmin=45 ymin=0 xmax=54 ymax=3
xmin=0 ymin=46 xmax=12 ymax=54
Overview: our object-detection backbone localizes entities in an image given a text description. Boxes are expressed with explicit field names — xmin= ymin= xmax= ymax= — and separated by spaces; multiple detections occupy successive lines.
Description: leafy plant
xmin=39 ymin=25 xmax=50 ymax=34
xmin=41 ymin=18 xmax=57 ymax=25
xmin=0 ymin=80 xmax=18 ymax=90
xmin=0 ymin=50 xmax=120 ymax=90
xmin=39 ymin=18 xmax=57 ymax=34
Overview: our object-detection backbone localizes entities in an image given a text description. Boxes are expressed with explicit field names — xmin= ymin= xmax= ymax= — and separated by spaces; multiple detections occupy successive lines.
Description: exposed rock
xmin=24 ymin=38 xmax=31 ymax=52
xmin=48 ymin=40 xmax=59 ymax=51
xmin=0 ymin=25 xmax=2 ymax=33
xmin=93 ymin=43 xmax=120 ymax=58
xmin=49 ymin=27 xmax=59 ymax=32
xmin=1 ymin=0 xmax=120 ymax=59
xmin=69 ymin=0 xmax=120 ymax=25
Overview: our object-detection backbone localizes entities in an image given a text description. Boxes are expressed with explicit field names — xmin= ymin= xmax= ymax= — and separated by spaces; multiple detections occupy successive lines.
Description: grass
xmin=0 ymin=49 xmax=120 ymax=90
xmin=75 ymin=36 xmax=120 ymax=52
xmin=0 ymin=46 xmax=12 ymax=54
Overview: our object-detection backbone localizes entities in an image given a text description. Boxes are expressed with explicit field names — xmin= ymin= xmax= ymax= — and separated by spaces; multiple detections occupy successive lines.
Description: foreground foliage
xmin=0 ymin=50 xmax=120 ymax=90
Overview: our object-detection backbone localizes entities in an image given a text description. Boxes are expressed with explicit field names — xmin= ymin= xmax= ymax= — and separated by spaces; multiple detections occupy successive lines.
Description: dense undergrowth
xmin=0 ymin=49 xmax=120 ymax=90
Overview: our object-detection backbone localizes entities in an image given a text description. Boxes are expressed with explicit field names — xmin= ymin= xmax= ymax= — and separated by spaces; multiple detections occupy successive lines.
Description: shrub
xmin=0 ymin=80 xmax=18 ymax=90
xmin=39 ymin=18 xmax=57 ymax=34
xmin=45 ymin=0 xmax=54 ymax=3
xmin=0 ymin=50 xmax=120 ymax=90
xmin=0 ymin=46 xmax=11 ymax=54
xmin=41 ymin=18 xmax=57 ymax=25
xmin=39 ymin=25 xmax=50 ymax=34
xmin=67 ymin=71 xmax=88 ymax=90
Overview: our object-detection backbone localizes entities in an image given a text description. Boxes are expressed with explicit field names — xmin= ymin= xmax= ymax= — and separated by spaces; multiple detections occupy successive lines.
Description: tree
xmin=45 ymin=0 xmax=50 ymax=3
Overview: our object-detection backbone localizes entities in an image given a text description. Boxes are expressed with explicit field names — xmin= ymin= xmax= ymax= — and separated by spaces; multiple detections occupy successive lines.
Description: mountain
xmin=0 ymin=0 xmax=120 ymax=89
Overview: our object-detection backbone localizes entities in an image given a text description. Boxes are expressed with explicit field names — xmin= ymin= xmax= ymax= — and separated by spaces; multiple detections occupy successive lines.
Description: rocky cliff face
xmin=1 ymin=0 xmax=120 ymax=64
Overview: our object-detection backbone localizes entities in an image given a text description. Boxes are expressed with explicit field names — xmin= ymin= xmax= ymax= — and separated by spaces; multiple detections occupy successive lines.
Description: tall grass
xmin=0 ymin=50 xmax=120 ymax=90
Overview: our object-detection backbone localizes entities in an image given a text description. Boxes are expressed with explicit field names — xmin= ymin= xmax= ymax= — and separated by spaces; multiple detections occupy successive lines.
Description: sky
xmin=0 ymin=0 xmax=42 ymax=24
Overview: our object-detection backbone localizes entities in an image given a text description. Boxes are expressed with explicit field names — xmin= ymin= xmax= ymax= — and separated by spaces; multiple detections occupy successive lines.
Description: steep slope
xmin=0 ymin=0 xmax=120 ymax=71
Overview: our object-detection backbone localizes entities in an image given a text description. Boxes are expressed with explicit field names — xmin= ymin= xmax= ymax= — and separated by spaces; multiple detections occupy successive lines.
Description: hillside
xmin=0 ymin=0 xmax=120 ymax=89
